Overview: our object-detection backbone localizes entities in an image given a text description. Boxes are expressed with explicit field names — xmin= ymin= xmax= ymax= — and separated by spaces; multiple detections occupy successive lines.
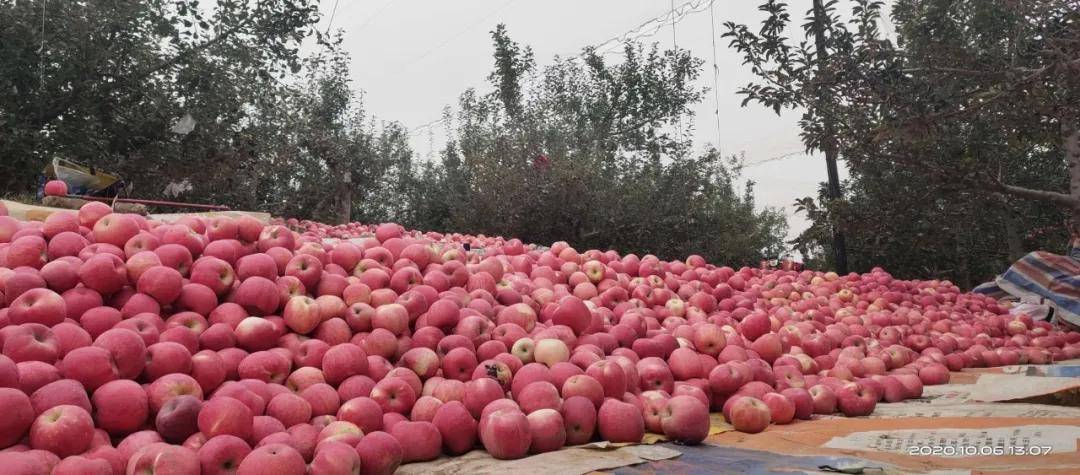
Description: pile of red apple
xmin=0 ymin=204 xmax=1078 ymax=475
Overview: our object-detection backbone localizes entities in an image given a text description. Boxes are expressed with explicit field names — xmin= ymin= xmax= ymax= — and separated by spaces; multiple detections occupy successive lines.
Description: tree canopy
xmin=727 ymin=0 xmax=1078 ymax=286
xmin=0 ymin=4 xmax=788 ymax=266
xmin=398 ymin=26 xmax=789 ymax=265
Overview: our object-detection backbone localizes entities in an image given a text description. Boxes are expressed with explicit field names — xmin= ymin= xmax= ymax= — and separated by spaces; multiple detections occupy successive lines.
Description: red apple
xmin=479 ymin=409 xmax=531 ymax=460
xmin=727 ymin=396 xmax=770 ymax=433
xmin=30 ymin=405 xmax=94 ymax=457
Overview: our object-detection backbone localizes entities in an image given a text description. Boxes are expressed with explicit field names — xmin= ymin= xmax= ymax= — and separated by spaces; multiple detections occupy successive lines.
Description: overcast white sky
xmin=313 ymin=0 xmax=895 ymax=248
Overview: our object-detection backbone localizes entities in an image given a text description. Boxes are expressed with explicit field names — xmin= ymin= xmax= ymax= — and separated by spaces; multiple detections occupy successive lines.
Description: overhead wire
xmin=36 ymin=0 xmax=46 ymax=157
xmin=353 ymin=0 xmax=399 ymax=34
xmin=406 ymin=0 xmax=715 ymax=136
xmin=325 ymin=0 xmax=340 ymax=34
xmin=391 ymin=0 xmax=521 ymax=76
xmin=708 ymin=0 xmax=721 ymax=153
xmin=743 ymin=150 xmax=806 ymax=168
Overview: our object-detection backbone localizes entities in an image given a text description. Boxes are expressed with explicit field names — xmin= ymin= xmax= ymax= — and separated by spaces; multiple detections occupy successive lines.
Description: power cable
xmin=392 ymin=0 xmax=520 ymax=76
xmin=743 ymin=150 xmax=806 ymax=168
xmin=353 ymin=0 xmax=399 ymax=34
xmin=670 ymin=0 xmax=678 ymax=51
xmin=407 ymin=0 xmax=714 ymax=136
xmin=325 ymin=0 xmax=340 ymax=34
xmin=36 ymin=0 xmax=46 ymax=157
xmin=708 ymin=0 xmax=721 ymax=153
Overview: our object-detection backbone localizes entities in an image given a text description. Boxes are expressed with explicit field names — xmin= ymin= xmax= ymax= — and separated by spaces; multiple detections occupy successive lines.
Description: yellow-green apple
xmin=533 ymin=338 xmax=570 ymax=367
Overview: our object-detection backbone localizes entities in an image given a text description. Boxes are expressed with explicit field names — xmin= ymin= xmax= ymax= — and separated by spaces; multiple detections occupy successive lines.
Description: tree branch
xmin=995 ymin=182 xmax=1080 ymax=208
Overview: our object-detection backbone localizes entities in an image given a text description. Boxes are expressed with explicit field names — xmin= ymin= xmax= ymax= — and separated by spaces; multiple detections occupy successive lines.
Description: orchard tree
xmin=724 ymin=0 xmax=857 ymax=273
xmin=730 ymin=0 xmax=1078 ymax=284
xmin=404 ymin=26 xmax=788 ymax=265
xmin=0 ymin=0 xmax=321 ymax=203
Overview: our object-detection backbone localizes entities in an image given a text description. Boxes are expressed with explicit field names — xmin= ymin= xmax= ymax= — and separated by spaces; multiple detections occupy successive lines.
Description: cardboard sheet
xmin=867 ymin=401 xmax=1080 ymax=419
xmin=966 ymin=373 xmax=1080 ymax=404
xmin=823 ymin=424 xmax=1080 ymax=455
xmin=397 ymin=443 xmax=681 ymax=475
xmin=615 ymin=442 xmax=913 ymax=475
xmin=703 ymin=416 xmax=1080 ymax=473
xmin=965 ymin=364 xmax=1080 ymax=378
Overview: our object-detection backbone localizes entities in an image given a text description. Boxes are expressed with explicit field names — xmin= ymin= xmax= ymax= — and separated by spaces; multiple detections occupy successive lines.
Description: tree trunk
xmin=336 ymin=170 xmax=352 ymax=225
xmin=1065 ymin=121 xmax=1080 ymax=238
xmin=811 ymin=0 xmax=849 ymax=274
xmin=1002 ymin=204 xmax=1024 ymax=262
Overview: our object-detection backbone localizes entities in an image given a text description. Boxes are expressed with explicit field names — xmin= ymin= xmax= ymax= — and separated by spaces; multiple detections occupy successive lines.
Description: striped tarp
xmin=974 ymin=239 xmax=1080 ymax=330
